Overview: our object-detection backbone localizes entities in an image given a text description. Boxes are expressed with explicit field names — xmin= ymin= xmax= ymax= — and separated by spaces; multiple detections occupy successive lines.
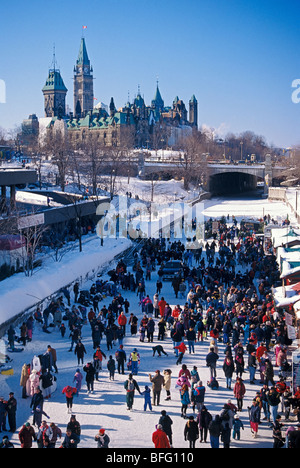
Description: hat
xmin=99 ymin=428 xmax=105 ymax=434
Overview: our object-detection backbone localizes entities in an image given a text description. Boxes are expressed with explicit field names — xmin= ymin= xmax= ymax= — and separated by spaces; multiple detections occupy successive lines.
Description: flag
xmin=82 ymin=25 xmax=87 ymax=29
xmin=93 ymin=97 xmax=98 ymax=100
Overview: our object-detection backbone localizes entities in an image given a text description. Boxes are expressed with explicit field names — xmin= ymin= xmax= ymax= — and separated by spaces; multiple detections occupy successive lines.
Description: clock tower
xmin=73 ymin=37 xmax=94 ymax=117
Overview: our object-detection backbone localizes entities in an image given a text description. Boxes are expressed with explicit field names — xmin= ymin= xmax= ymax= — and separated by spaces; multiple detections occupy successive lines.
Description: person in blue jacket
xmin=141 ymin=385 xmax=152 ymax=411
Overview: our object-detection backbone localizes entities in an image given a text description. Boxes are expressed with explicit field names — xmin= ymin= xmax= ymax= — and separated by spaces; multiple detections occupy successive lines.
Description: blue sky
xmin=1 ymin=0 xmax=300 ymax=147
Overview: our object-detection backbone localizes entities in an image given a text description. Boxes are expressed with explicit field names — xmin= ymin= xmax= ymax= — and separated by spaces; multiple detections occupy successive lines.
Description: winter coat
xmin=61 ymin=432 xmax=80 ymax=448
xmin=62 ymin=386 xmax=77 ymax=399
xmin=249 ymin=404 xmax=261 ymax=423
xmin=193 ymin=385 xmax=206 ymax=403
xmin=176 ymin=376 xmax=191 ymax=389
xmin=19 ymin=425 xmax=36 ymax=448
xmin=223 ymin=358 xmax=235 ymax=378
xmin=184 ymin=420 xmax=199 ymax=442
xmin=150 ymin=373 xmax=165 ymax=391
xmin=206 ymin=351 xmax=219 ymax=367
xmin=196 ymin=408 xmax=213 ymax=430
xmin=163 ymin=371 xmax=172 ymax=391
xmin=83 ymin=363 xmax=95 ymax=382
xmin=181 ymin=389 xmax=191 ymax=405
xmin=20 ymin=364 xmax=30 ymax=387
xmin=152 ymin=428 xmax=171 ymax=448
xmin=73 ymin=371 xmax=83 ymax=390
xmin=74 ymin=343 xmax=86 ymax=358
xmin=107 ymin=358 xmax=116 ymax=372
xmin=95 ymin=433 xmax=110 ymax=448
xmin=159 ymin=415 xmax=173 ymax=436
xmin=175 ymin=342 xmax=187 ymax=355
xmin=234 ymin=380 xmax=246 ymax=399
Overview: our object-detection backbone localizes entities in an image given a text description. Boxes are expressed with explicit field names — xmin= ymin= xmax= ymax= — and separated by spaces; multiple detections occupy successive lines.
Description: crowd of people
xmin=1 ymin=218 xmax=300 ymax=449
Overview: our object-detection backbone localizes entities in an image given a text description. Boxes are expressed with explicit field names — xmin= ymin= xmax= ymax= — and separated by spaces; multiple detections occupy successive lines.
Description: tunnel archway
xmin=209 ymin=171 xmax=258 ymax=196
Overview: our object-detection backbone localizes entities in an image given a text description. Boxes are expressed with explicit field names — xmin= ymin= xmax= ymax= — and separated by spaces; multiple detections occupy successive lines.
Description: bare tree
xmin=43 ymin=120 xmax=73 ymax=191
xmin=175 ymin=130 xmax=208 ymax=190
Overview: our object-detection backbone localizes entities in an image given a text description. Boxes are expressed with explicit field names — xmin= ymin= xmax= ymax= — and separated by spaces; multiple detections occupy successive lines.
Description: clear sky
xmin=1 ymin=0 xmax=300 ymax=148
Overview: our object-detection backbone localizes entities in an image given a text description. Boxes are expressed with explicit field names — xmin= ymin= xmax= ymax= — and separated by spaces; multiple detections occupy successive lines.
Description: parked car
xmin=161 ymin=260 xmax=184 ymax=281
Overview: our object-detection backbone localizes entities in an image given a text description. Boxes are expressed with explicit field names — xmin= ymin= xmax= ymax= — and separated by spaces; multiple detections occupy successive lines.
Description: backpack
xmin=127 ymin=379 xmax=135 ymax=391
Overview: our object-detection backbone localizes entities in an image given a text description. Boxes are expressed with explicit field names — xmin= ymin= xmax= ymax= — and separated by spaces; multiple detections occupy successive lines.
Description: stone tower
xmin=189 ymin=95 xmax=198 ymax=128
xmin=73 ymin=37 xmax=94 ymax=117
xmin=42 ymin=59 xmax=67 ymax=118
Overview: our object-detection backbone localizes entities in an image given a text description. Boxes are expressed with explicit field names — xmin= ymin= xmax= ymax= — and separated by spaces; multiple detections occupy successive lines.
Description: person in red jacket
xmin=158 ymin=298 xmax=167 ymax=318
xmin=118 ymin=311 xmax=127 ymax=336
xmin=152 ymin=424 xmax=171 ymax=448
xmin=62 ymin=386 xmax=77 ymax=414
xmin=175 ymin=341 xmax=187 ymax=365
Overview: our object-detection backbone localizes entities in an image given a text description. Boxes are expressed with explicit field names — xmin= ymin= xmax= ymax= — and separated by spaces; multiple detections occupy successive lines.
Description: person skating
xmin=83 ymin=362 xmax=96 ymax=394
xmin=159 ymin=410 xmax=173 ymax=447
xmin=149 ymin=370 xmax=165 ymax=406
xmin=62 ymin=385 xmax=77 ymax=414
xmin=184 ymin=415 xmax=199 ymax=448
xmin=124 ymin=373 xmax=141 ymax=410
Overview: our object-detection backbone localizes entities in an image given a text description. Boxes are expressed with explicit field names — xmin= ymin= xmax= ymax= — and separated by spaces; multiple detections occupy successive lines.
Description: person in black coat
xmin=61 ymin=429 xmax=80 ymax=448
xmin=206 ymin=348 xmax=219 ymax=379
xmin=83 ymin=362 xmax=95 ymax=393
xmin=196 ymin=405 xmax=212 ymax=443
xmin=184 ymin=416 xmax=199 ymax=448
xmin=159 ymin=410 xmax=173 ymax=447
xmin=115 ymin=345 xmax=127 ymax=374
xmin=6 ymin=392 xmax=17 ymax=433
xmin=74 ymin=341 xmax=86 ymax=366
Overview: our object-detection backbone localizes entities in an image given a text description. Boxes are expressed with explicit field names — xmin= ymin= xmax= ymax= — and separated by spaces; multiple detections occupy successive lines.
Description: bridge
xmin=137 ymin=154 xmax=286 ymax=195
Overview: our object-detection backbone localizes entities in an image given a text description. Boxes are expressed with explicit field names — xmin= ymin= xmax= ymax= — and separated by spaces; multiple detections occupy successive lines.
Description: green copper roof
xmin=152 ymin=85 xmax=164 ymax=108
xmin=42 ymin=70 xmax=67 ymax=92
xmin=134 ymin=94 xmax=145 ymax=108
xmin=76 ymin=38 xmax=90 ymax=66
xmin=67 ymin=111 xmax=135 ymax=130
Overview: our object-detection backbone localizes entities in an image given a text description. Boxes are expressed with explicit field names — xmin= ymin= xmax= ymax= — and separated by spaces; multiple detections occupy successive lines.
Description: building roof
xmin=42 ymin=70 xmax=67 ymax=93
xmin=66 ymin=111 xmax=135 ymax=130
xmin=76 ymin=37 xmax=90 ymax=67
xmin=152 ymin=85 xmax=164 ymax=108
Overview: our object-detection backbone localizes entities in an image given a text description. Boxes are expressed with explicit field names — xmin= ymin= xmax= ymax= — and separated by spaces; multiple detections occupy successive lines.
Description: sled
xmin=1 ymin=367 xmax=14 ymax=376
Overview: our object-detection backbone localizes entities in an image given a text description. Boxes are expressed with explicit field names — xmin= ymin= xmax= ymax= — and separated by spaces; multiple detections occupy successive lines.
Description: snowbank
xmin=0 ymin=236 xmax=132 ymax=325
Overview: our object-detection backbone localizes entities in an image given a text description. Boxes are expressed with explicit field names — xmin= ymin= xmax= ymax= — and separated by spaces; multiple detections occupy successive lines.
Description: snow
xmin=0 ymin=194 xmax=296 ymax=449
xmin=0 ymin=193 xmax=298 ymax=449
xmin=0 ymin=262 xmax=277 ymax=449
xmin=0 ymin=236 xmax=132 ymax=325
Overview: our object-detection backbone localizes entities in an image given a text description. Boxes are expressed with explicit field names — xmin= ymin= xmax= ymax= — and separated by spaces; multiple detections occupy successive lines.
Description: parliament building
xmin=23 ymin=38 xmax=198 ymax=149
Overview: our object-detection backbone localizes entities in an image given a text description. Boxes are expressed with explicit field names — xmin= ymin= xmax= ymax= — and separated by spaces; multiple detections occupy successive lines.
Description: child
xmin=232 ymin=414 xmax=244 ymax=440
xmin=73 ymin=368 xmax=83 ymax=397
xmin=107 ymin=355 xmax=116 ymax=381
xmin=141 ymin=385 xmax=152 ymax=411
xmin=59 ymin=323 xmax=66 ymax=338
xmin=139 ymin=325 xmax=146 ymax=342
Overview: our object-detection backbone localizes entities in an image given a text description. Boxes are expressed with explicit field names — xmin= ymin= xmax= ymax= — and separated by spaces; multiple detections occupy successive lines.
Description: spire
xmin=152 ymin=80 xmax=164 ymax=111
xmin=76 ymin=37 xmax=90 ymax=66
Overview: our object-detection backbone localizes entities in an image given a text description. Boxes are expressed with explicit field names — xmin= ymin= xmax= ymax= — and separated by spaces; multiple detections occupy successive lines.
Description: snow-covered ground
xmin=0 ymin=193 xmax=297 ymax=449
